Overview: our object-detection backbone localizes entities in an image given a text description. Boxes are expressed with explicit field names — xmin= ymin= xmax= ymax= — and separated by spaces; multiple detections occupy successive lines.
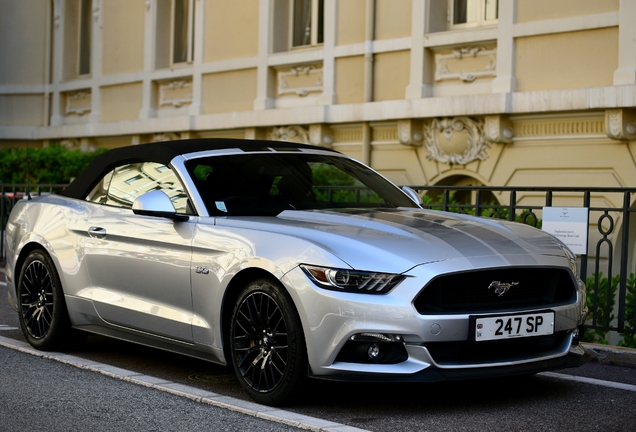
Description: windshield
xmin=185 ymin=153 xmax=418 ymax=216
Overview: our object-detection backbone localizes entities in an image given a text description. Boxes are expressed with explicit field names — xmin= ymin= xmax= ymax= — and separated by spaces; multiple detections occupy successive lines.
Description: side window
xmin=85 ymin=162 xmax=190 ymax=214
xmin=451 ymin=0 xmax=498 ymax=29
xmin=291 ymin=0 xmax=324 ymax=48
xmin=86 ymin=170 xmax=114 ymax=204
xmin=155 ymin=0 xmax=195 ymax=68
xmin=171 ymin=0 xmax=195 ymax=64
xmin=78 ymin=0 xmax=92 ymax=75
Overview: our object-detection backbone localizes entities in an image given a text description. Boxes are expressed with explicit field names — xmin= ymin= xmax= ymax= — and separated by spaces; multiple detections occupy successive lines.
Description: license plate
xmin=474 ymin=312 xmax=554 ymax=342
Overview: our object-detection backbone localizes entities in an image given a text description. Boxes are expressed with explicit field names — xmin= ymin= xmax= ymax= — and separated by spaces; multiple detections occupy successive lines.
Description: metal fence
xmin=1 ymin=183 xmax=635 ymax=340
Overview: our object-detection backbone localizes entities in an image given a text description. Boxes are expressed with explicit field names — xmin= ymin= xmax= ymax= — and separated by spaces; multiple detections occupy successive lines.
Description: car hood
xmin=217 ymin=208 xmax=567 ymax=274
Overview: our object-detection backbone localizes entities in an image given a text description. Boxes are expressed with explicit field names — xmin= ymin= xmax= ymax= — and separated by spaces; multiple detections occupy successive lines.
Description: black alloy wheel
xmin=230 ymin=278 xmax=306 ymax=406
xmin=17 ymin=250 xmax=78 ymax=350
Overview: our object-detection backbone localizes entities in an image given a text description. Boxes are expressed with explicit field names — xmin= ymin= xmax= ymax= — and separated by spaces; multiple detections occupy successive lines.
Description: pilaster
xmin=406 ymin=0 xmax=432 ymax=99
xmin=254 ymin=0 xmax=275 ymax=110
xmin=491 ymin=0 xmax=516 ymax=94
xmin=189 ymin=0 xmax=205 ymax=116
xmin=88 ymin=0 xmax=102 ymax=124
xmin=140 ymin=0 xmax=157 ymax=119
xmin=318 ymin=0 xmax=337 ymax=105
xmin=50 ymin=0 xmax=64 ymax=126
xmin=613 ymin=0 xmax=636 ymax=85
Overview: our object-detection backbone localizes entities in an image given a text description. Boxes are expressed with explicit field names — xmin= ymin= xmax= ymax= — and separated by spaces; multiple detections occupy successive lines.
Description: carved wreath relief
xmin=423 ymin=117 xmax=490 ymax=165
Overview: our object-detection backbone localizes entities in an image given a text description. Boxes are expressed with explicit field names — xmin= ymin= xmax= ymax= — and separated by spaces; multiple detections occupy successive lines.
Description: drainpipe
xmin=362 ymin=0 xmax=375 ymax=165
xmin=43 ymin=0 xmax=53 ymax=126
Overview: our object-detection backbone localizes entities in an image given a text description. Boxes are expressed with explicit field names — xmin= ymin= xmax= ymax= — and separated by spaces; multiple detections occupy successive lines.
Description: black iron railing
xmin=1 ymin=184 xmax=634 ymax=341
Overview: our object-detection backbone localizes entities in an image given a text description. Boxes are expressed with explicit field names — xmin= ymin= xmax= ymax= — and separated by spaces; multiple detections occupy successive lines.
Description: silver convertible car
xmin=4 ymin=139 xmax=588 ymax=405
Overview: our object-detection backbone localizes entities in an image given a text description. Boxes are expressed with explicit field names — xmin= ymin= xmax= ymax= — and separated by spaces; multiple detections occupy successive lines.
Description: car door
xmin=81 ymin=162 xmax=196 ymax=342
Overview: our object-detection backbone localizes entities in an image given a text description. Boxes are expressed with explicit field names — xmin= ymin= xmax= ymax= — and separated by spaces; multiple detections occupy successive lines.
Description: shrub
xmin=421 ymin=191 xmax=541 ymax=227
xmin=0 ymin=144 xmax=106 ymax=184
xmin=584 ymin=272 xmax=635 ymax=348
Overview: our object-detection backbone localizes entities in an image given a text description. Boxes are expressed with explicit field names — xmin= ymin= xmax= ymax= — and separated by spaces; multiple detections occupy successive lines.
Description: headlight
xmin=300 ymin=264 xmax=404 ymax=294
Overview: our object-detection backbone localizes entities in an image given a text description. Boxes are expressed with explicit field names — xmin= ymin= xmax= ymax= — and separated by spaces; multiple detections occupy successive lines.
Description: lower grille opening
xmin=424 ymin=331 xmax=570 ymax=365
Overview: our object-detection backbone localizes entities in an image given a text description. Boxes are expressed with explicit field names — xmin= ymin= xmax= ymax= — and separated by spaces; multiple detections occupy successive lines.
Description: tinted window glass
xmin=186 ymin=153 xmax=417 ymax=216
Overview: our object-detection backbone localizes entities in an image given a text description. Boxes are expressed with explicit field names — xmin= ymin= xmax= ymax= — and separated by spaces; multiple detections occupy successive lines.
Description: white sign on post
xmin=542 ymin=207 xmax=589 ymax=255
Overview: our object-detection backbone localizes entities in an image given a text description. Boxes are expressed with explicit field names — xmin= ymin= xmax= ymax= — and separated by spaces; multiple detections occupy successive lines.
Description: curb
xmin=0 ymin=335 xmax=369 ymax=432
xmin=582 ymin=342 xmax=636 ymax=368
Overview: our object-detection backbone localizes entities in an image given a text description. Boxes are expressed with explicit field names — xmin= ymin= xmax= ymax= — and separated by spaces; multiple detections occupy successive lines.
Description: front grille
xmin=425 ymin=331 xmax=569 ymax=365
xmin=413 ymin=267 xmax=577 ymax=315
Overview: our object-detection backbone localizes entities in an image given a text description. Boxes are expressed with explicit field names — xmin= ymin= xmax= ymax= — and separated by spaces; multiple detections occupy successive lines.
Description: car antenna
xmin=25 ymin=140 xmax=31 ymax=200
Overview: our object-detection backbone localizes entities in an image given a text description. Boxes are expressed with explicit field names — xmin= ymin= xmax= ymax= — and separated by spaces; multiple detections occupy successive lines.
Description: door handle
xmin=88 ymin=226 xmax=107 ymax=239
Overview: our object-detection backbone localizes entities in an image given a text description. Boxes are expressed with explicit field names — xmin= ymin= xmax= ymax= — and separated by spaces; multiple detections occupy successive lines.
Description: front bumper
xmin=312 ymin=344 xmax=590 ymax=382
xmin=283 ymin=257 xmax=588 ymax=381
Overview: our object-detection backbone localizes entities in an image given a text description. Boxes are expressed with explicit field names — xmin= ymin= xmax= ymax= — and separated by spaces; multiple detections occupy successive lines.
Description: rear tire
xmin=230 ymin=278 xmax=307 ymax=406
xmin=17 ymin=250 xmax=81 ymax=351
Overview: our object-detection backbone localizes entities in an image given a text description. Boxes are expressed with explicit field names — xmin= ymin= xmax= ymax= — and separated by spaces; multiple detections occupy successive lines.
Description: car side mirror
xmin=402 ymin=186 xmax=423 ymax=206
xmin=132 ymin=190 xmax=189 ymax=222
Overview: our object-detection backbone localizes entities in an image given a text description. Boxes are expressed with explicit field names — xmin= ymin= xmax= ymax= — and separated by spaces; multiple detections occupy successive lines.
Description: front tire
xmin=230 ymin=278 xmax=307 ymax=406
xmin=17 ymin=250 xmax=78 ymax=350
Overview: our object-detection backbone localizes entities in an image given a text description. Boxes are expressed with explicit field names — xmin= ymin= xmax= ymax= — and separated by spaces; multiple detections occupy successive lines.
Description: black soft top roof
xmin=58 ymin=138 xmax=335 ymax=200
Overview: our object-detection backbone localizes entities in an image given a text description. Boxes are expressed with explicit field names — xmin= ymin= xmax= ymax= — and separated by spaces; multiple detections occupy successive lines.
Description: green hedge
xmin=421 ymin=191 xmax=541 ymax=226
xmin=0 ymin=144 xmax=106 ymax=184
xmin=584 ymin=272 xmax=636 ymax=348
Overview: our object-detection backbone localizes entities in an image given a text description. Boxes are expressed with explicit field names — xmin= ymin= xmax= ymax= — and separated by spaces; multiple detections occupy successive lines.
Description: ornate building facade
xmin=1 ymin=0 xmax=635 ymax=202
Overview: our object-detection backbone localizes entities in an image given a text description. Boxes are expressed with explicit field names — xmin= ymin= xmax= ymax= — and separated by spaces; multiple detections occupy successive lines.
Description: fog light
xmin=367 ymin=343 xmax=380 ymax=359
xmin=335 ymin=338 xmax=408 ymax=364
xmin=572 ymin=327 xmax=580 ymax=339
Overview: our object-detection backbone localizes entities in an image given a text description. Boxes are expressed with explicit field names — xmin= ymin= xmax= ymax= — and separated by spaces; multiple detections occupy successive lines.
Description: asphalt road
xmin=2 ymin=272 xmax=636 ymax=431
xmin=0 ymin=345 xmax=303 ymax=432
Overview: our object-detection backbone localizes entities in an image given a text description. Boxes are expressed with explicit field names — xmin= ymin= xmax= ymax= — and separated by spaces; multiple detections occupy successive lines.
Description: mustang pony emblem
xmin=488 ymin=281 xmax=519 ymax=296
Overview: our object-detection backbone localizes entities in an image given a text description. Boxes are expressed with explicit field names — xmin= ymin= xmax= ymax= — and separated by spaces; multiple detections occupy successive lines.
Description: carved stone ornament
xmin=159 ymin=79 xmax=193 ymax=108
xmin=605 ymin=109 xmax=636 ymax=141
xmin=65 ymin=90 xmax=92 ymax=116
xmin=268 ymin=126 xmax=310 ymax=144
xmin=278 ymin=65 xmax=323 ymax=97
xmin=435 ymin=46 xmax=497 ymax=83
xmin=423 ymin=117 xmax=490 ymax=165
xmin=152 ymin=133 xmax=180 ymax=143
xmin=60 ymin=139 xmax=81 ymax=150
xmin=398 ymin=119 xmax=424 ymax=146
xmin=484 ymin=115 xmax=514 ymax=144
xmin=309 ymin=124 xmax=334 ymax=147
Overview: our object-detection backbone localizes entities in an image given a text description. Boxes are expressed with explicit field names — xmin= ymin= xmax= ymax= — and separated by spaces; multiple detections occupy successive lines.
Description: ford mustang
xmin=3 ymin=139 xmax=589 ymax=405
